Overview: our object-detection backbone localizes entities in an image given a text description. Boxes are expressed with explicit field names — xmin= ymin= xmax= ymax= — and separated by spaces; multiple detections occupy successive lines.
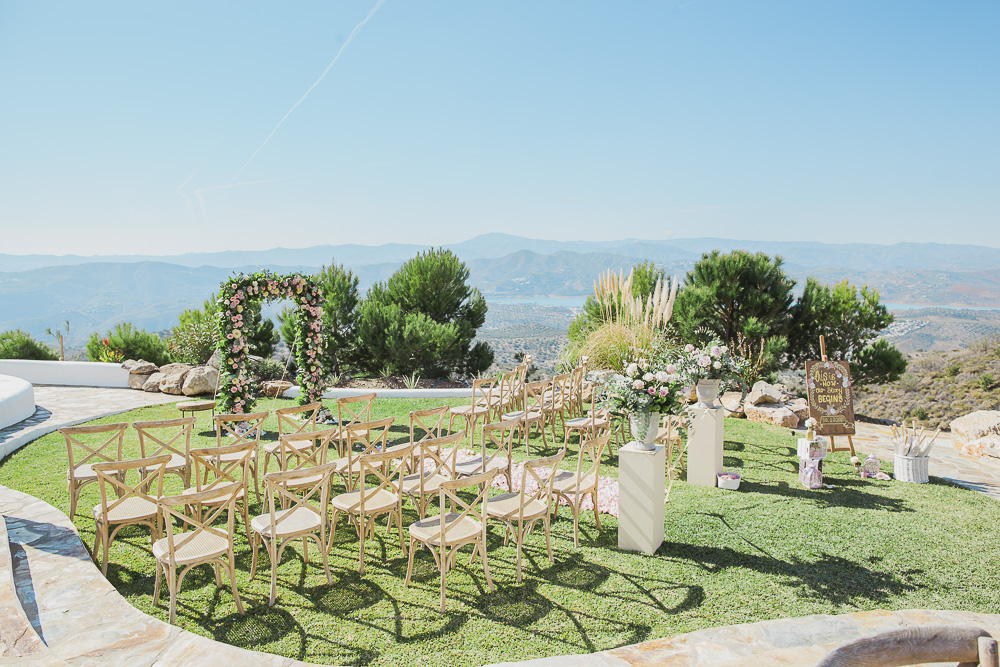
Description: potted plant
xmin=602 ymin=357 xmax=685 ymax=450
xmin=670 ymin=340 xmax=745 ymax=408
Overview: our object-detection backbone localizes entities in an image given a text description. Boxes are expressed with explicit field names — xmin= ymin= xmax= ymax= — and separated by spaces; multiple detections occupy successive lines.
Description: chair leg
xmin=573 ymin=506 xmax=581 ymax=548
xmin=69 ymin=482 xmax=79 ymax=518
xmin=153 ymin=561 xmax=162 ymax=604
xmin=228 ymin=552 xmax=245 ymax=615
xmin=167 ymin=567 xmax=178 ymax=624
xmin=269 ymin=541 xmax=278 ymax=607
xmin=302 ymin=537 xmax=309 ymax=564
xmin=481 ymin=540 xmax=494 ymax=593
xmin=250 ymin=533 xmax=260 ymax=579
xmin=319 ymin=534 xmax=332 ymax=585
xmin=439 ymin=548 xmax=448 ymax=613
xmin=515 ymin=525 xmax=523 ymax=584
xmin=592 ymin=490 xmax=602 ymax=530
xmin=357 ymin=514 xmax=367 ymax=574
xmin=544 ymin=515 xmax=553 ymax=563
xmin=404 ymin=538 xmax=416 ymax=587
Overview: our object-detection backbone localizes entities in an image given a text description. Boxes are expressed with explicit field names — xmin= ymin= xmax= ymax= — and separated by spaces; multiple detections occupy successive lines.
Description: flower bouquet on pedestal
xmin=602 ymin=357 xmax=684 ymax=450
xmin=670 ymin=340 xmax=745 ymax=408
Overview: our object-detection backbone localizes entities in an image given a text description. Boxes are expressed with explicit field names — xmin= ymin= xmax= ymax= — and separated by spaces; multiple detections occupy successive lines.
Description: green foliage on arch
xmin=217 ymin=271 xmax=325 ymax=413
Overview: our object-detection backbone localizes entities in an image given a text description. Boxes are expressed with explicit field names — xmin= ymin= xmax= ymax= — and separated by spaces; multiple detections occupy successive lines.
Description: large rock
xmin=262 ymin=380 xmax=293 ymax=398
xmin=962 ymin=435 xmax=1000 ymax=458
xmin=950 ymin=410 xmax=1000 ymax=442
xmin=786 ymin=397 xmax=810 ymax=422
xmin=745 ymin=402 xmax=800 ymax=429
xmin=128 ymin=372 xmax=154 ymax=390
xmin=122 ymin=359 xmax=158 ymax=374
xmin=746 ymin=381 xmax=784 ymax=406
xmin=207 ymin=349 xmax=221 ymax=370
xmin=720 ymin=391 xmax=745 ymax=417
xmin=182 ymin=366 xmax=219 ymax=396
xmin=158 ymin=364 xmax=193 ymax=395
xmin=142 ymin=372 xmax=165 ymax=392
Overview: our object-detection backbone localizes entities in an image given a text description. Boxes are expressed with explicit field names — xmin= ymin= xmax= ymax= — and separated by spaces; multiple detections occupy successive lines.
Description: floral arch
xmin=216 ymin=271 xmax=325 ymax=414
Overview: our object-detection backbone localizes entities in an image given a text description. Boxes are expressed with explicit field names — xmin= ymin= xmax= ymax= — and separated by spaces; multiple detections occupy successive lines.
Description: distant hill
xmin=2 ymin=234 xmax=998 ymax=348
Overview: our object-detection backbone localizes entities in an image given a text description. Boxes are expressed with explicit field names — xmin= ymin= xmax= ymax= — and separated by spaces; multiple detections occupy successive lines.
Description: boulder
xmin=182 ymin=366 xmax=219 ymax=396
xmin=207 ymin=349 xmax=221 ymax=370
xmin=786 ymin=397 xmax=811 ymax=422
xmin=122 ymin=359 xmax=158 ymax=374
xmin=142 ymin=372 xmax=165 ymax=392
xmin=128 ymin=372 xmax=154 ymax=390
xmin=158 ymin=364 xmax=193 ymax=395
xmin=262 ymin=380 xmax=293 ymax=398
xmin=720 ymin=391 xmax=745 ymax=417
xmin=746 ymin=381 xmax=784 ymax=406
xmin=962 ymin=435 xmax=1000 ymax=458
xmin=745 ymin=402 xmax=800 ymax=429
xmin=950 ymin=410 xmax=1000 ymax=442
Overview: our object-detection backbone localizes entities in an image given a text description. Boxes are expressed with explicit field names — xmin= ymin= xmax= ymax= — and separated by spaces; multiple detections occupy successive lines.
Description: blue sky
xmin=0 ymin=0 xmax=997 ymax=255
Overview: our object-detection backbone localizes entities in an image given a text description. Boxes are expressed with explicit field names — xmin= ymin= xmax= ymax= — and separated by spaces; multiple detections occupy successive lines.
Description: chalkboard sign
xmin=805 ymin=360 xmax=856 ymax=436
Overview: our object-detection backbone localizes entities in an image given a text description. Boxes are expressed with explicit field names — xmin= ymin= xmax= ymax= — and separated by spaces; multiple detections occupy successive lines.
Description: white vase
xmin=694 ymin=379 xmax=721 ymax=409
xmin=629 ymin=411 xmax=660 ymax=450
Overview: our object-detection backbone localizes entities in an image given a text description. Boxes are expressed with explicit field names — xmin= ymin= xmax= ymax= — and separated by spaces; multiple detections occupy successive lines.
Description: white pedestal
xmin=618 ymin=442 xmax=665 ymax=555
xmin=687 ymin=406 xmax=724 ymax=487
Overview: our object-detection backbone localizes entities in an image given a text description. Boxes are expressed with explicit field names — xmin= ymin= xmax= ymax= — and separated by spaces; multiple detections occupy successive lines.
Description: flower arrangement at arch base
xmin=602 ymin=357 xmax=686 ymax=448
xmin=669 ymin=340 xmax=747 ymax=408
xmin=217 ymin=271 xmax=325 ymax=414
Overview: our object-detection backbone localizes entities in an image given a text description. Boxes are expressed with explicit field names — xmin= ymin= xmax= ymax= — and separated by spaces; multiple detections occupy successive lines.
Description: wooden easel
xmin=819 ymin=335 xmax=856 ymax=456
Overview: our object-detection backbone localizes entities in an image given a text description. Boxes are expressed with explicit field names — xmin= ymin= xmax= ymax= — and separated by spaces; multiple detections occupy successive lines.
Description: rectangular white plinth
xmin=618 ymin=442 xmax=665 ymax=555
xmin=688 ymin=407 xmax=724 ymax=487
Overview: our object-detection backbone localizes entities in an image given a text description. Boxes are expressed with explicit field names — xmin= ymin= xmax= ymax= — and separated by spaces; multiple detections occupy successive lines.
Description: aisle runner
xmin=451 ymin=449 xmax=620 ymax=517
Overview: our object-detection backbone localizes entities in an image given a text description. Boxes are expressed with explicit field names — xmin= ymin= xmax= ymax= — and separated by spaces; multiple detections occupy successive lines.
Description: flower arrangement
xmin=602 ymin=356 xmax=685 ymax=415
xmin=670 ymin=340 xmax=745 ymax=386
xmin=217 ymin=271 xmax=325 ymax=414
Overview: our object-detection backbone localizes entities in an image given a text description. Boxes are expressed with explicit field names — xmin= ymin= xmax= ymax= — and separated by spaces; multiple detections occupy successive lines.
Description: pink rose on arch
xmin=666 ymin=364 xmax=677 ymax=374
xmin=647 ymin=387 xmax=656 ymax=395
xmin=655 ymin=371 xmax=670 ymax=382
xmin=632 ymin=379 xmax=645 ymax=390
xmin=659 ymin=387 xmax=670 ymax=397
xmin=684 ymin=344 xmax=695 ymax=353
xmin=698 ymin=355 xmax=712 ymax=368
xmin=711 ymin=346 xmax=721 ymax=357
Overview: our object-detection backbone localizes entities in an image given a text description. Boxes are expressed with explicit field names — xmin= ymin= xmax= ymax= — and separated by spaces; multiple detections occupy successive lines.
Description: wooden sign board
xmin=805 ymin=360 xmax=856 ymax=436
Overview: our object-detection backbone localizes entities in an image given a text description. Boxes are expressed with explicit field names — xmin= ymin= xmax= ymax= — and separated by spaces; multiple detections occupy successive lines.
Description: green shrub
xmin=253 ymin=358 xmax=291 ymax=382
xmin=981 ymin=373 xmax=995 ymax=391
xmin=167 ymin=318 xmax=218 ymax=365
xmin=946 ymin=365 xmax=961 ymax=377
xmin=86 ymin=323 xmax=172 ymax=366
xmin=911 ymin=406 xmax=929 ymax=420
xmin=0 ymin=329 xmax=58 ymax=361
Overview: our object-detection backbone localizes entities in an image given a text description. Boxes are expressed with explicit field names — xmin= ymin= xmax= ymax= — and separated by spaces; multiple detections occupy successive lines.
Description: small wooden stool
xmin=176 ymin=399 xmax=216 ymax=425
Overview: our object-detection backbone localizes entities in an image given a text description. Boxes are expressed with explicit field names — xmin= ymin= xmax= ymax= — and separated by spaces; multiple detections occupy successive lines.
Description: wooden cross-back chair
xmin=486 ymin=450 xmax=564 ymax=583
xmin=250 ymin=461 xmax=338 ymax=606
xmin=405 ymin=468 xmax=499 ymax=612
xmin=91 ymin=454 xmax=170 ymax=575
xmin=543 ymin=373 xmax=572 ymax=442
xmin=61 ymin=422 xmax=128 ymax=518
xmin=448 ymin=378 xmax=496 ymax=446
xmin=400 ymin=431 xmax=464 ymax=518
xmin=567 ymin=365 xmax=586 ymax=418
xmin=562 ymin=407 xmax=611 ymax=451
xmin=333 ymin=416 xmax=395 ymax=491
xmin=386 ymin=405 xmax=449 ymax=465
xmin=154 ymin=481 xmax=245 ymax=624
xmin=184 ymin=440 xmax=256 ymax=542
xmin=489 ymin=368 xmax=517 ymax=421
xmin=336 ymin=392 xmax=376 ymax=453
xmin=134 ymin=417 xmax=195 ymax=488
xmin=545 ymin=432 xmax=611 ymax=547
xmin=266 ymin=402 xmax=323 ymax=476
xmin=213 ymin=411 xmax=267 ymax=503
xmin=509 ymin=363 xmax=529 ymax=413
xmin=329 ymin=442 xmax=413 ymax=574
xmin=655 ymin=414 xmax=687 ymax=498
xmin=503 ymin=380 xmax=549 ymax=454
xmin=268 ymin=427 xmax=338 ymax=508
xmin=454 ymin=418 xmax=515 ymax=491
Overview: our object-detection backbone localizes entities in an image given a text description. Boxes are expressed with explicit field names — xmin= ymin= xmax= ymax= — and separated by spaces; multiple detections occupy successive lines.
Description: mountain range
xmin=1 ymin=234 xmax=998 ymax=346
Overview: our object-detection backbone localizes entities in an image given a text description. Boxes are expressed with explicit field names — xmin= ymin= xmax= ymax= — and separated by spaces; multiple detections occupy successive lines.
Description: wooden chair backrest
xmin=262 ymin=462 xmax=338 ymax=534
xmin=189 ymin=440 xmax=256 ymax=492
xmin=409 ymin=406 xmax=448 ymax=445
xmin=61 ymin=422 xmax=128 ymax=477
xmin=574 ymin=432 xmax=611 ymax=496
xmin=410 ymin=431 xmax=464 ymax=498
xmin=524 ymin=380 xmax=549 ymax=414
xmin=549 ymin=373 xmax=571 ymax=407
xmin=274 ymin=426 xmax=338 ymax=472
xmin=348 ymin=443 xmax=413 ymax=514
xmin=213 ymin=412 xmax=268 ymax=448
xmin=92 ymin=454 xmax=171 ymax=518
xmin=436 ymin=469 xmax=498 ymax=544
xmin=275 ymin=402 xmax=322 ymax=437
xmin=568 ymin=366 xmax=585 ymax=405
xmin=470 ymin=377 xmax=497 ymax=406
xmin=517 ymin=451 xmax=564 ymax=521
xmin=481 ymin=418 xmax=517 ymax=470
xmin=158 ymin=481 xmax=242 ymax=566
xmin=134 ymin=417 xmax=195 ymax=461
xmin=337 ymin=393 xmax=376 ymax=434
xmin=341 ymin=416 xmax=394 ymax=471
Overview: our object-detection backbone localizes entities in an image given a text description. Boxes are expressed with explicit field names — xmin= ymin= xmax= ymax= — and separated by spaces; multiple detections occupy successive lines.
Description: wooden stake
xmin=820 ymin=334 xmax=828 ymax=362
xmin=58 ymin=332 xmax=64 ymax=361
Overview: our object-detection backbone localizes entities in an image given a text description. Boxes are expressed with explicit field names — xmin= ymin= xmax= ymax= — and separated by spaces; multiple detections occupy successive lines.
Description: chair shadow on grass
xmin=738 ymin=478 xmax=914 ymax=513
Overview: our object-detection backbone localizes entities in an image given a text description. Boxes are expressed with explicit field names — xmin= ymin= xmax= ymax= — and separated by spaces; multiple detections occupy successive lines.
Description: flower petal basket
xmin=717 ymin=472 xmax=741 ymax=490
xmin=893 ymin=453 xmax=929 ymax=484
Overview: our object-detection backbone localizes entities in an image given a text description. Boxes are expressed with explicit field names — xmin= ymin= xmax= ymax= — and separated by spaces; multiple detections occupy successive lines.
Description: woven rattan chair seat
xmin=93 ymin=497 xmax=158 ymax=523
xmin=502 ymin=410 xmax=542 ymax=421
xmin=153 ymin=531 xmax=228 ymax=565
xmin=400 ymin=472 xmax=450 ymax=497
xmin=454 ymin=456 xmax=508 ymax=477
xmin=250 ymin=506 xmax=322 ymax=539
xmin=450 ymin=404 xmax=489 ymax=417
xmin=332 ymin=488 xmax=398 ymax=514
xmin=67 ymin=463 xmax=102 ymax=480
xmin=484 ymin=493 xmax=548 ymax=521
xmin=181 ymin=485 xmax=245 ymax=504
xmin=409 ymin=513 xmax=482 ymax=546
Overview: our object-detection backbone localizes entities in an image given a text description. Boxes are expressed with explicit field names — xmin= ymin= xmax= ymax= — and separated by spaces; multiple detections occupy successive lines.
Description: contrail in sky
xmin=230 ymin=0 xmax=387 ymax=184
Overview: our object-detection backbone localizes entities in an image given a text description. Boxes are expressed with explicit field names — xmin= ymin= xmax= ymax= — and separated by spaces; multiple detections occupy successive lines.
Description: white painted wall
xmin=0 ymin=375 xmax=35 ymax=430
xmin=0 ymin=360 xmax=129 ymax=388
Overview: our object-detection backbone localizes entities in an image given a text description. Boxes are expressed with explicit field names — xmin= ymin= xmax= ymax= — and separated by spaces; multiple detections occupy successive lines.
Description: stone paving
xmin=0 ymin=386 xmax=180 ymax=460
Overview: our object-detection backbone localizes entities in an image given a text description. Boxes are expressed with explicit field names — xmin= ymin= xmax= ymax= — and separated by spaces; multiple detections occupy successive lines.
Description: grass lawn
xmin=2 ymin=396 xmax=1000 ymax=666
